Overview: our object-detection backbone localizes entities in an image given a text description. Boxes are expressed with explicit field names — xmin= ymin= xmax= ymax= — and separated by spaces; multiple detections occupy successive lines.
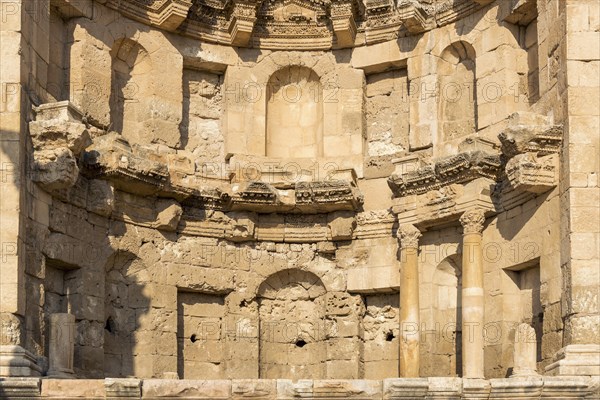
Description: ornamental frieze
xmin=101 ymin=0 xmax=493 ymax=49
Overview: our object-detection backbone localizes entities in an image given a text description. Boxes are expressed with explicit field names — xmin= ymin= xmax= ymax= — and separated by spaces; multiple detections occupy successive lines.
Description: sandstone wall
xmin=0 ymin=0 xmax=598 ymax=384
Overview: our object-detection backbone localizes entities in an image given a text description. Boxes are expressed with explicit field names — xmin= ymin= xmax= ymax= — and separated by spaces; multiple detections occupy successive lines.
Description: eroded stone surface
xmin=0 ymin=0 xmax=597 ymax=395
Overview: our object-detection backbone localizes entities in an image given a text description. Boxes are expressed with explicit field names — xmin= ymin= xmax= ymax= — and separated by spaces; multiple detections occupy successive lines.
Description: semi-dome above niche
xmin=102 ymin=0 xmax=494 ymax=49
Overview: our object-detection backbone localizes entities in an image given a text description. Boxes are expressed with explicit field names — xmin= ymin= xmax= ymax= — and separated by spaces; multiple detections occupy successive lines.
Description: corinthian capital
xmin=397 ymin=224 xmax=422 ymax=249
xmin=460 ymin=209 xmax=486 ymax=235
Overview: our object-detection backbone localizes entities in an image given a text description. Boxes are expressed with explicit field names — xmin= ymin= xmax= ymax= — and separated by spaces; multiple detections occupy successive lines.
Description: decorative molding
xmin=505 ymin=153 xmax=558 ymax=193
xmin=29 ymin=102 xmax=94 ymax=191
xmin=390 ymin=113 xmax=564 ymax=230
xmin=459 ymin=208 xmax=485 ymax=235
xmin=388 ymin=150 xmax=502 ymax=197
xmin=296 ymin=180 xmax=364 ymax=210
xmin=105 ymin=0 xmax=193 ymax=31
xmin=82 ymin=133 xmax=170 ymax=192
xmin=498 ymin=112 xmax=563 ymax=194
xmin=397 ymin=224 xmax=422 ymax=248
xmin=22 ymin=100 xmax=360 ymax=214
xmin=100 ymin=0 xmax=492 ymax=49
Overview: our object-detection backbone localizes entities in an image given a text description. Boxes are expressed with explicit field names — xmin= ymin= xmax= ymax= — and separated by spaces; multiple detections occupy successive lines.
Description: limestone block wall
xmin=0 ymin=0 xmax=598 ymax=384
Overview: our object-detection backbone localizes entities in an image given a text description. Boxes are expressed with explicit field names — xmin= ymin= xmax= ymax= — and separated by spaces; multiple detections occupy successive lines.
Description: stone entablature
xmin=30 ymin=102 xmax=363 ymax=216
xmin=389 ymin=113 xmax=563 ymax=228
xmin=98 ymin=0 xmax=492 ymax=49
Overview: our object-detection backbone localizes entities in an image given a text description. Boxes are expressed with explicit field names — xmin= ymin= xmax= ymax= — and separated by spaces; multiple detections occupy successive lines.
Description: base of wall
xmin=0 ymin=376 xmax=597 ymax=399
xmin=0 ymin=346 xmax=42 ymax=378
xmin=546 ymin=344 xmax=600 ymax=376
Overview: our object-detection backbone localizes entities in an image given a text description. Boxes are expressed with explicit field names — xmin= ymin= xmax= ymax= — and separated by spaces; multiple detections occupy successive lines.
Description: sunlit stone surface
xmin=0 ymin=0 xmax=598 ymax=398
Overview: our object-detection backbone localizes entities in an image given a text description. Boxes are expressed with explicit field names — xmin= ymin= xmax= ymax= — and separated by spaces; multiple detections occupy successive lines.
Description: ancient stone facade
xmin=0 ymin=0 xmax=599 ymax=398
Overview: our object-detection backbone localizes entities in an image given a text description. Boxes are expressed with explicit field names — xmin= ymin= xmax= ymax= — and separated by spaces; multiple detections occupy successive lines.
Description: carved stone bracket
xmin=105 ymin=0 xmax=193 ymax=31
xmin=331 ymin=0 xmax=364 ymax=47
xmin=498 ymin=112 xmax=563 ymax=194
xmin=228 ymin=0 xmax=261 ymax=46
xmin=397 ymin=0 xmax=429 ymax=33
xmin=505 ymin=153 xmax=559 ymax=193
xmin=29 ymin=102 xmax=94 ymax=191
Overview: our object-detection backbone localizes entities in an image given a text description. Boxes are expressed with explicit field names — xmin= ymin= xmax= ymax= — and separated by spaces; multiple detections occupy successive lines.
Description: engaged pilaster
xmin=459 ymin=209 xmax=486 ymax=379
xmin=398 ymin=224 xmax=422 ymax=377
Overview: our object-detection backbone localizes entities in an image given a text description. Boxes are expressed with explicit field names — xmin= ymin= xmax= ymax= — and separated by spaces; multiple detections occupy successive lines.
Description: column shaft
xmin=460 ymin=210 xmax=485 ymax=379
xmin=398 ymin=225 xmax=421 ymax=377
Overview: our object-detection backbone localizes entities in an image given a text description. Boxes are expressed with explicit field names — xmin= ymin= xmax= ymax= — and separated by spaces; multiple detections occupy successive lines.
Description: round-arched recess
xmin=256 ymin=269 xmax=327 ymax=379
xmin=265 ymin=66 xmax=323 ymax=158
xmin=109 ymin=38 xmax=153 ymax=142
xmin=430 ymin=255 xmax=463 ymax=376
xmin=437 ymin=41 xmax=477 ymax=144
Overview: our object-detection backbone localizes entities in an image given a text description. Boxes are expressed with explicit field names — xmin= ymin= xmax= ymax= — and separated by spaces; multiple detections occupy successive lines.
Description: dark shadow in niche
xmin=102 ymin=244 xmax=152 ymax=378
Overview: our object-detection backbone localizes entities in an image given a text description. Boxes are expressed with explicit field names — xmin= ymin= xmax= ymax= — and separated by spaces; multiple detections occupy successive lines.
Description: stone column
xmin=459 ymin=209 xmax=485 ymax=379
xmin=398 ymin=224 xmax=422 ymax=377
xmin=47 ymin=313 xmax=75 ymax=378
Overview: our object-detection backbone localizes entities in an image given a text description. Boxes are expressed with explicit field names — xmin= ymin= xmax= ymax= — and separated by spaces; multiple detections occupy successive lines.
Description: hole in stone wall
xmin=385 ymin=331 xmax=395 ymax=342
xmin=190 ymin=334 xmax=198 ymax=343
xmin=105 ymin=317 xmax=116 ymax=334
xmin=239 ymin=300 xmax=247 ymax=308
xmin=295 ymin=339 xmax=307 ymax=348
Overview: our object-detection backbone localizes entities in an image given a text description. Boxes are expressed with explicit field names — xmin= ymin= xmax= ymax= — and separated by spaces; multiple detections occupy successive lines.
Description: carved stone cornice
xmin=396 ymin=0 xmax=429 ymax=33
xmin=459 ymin=209 xmax=485 ymax=235
xmin=388 ymin=150 xmax=502 ymax=198
xmin=105 ymin=0 xmax=193 ymax=31
xmin=505 ymin=153 xmax=558 ymax=194
xmin=397 ymin=224 xmax=422 ymax=249
xmin=499 ymin=125 xmax=563 ymax=158
xmin=296 ymin=180 xmax=363 ymax=209
xmin=100 ymin=0 xmax=493 ymax=49
xmin=82 ymin=133 xmax=169 ymax=192
xmin=228 ymin=0 xmax=262 ymax=46
xmin=498 ymin=112 xmax=564 ymax=195
xmin=31 ymin=102 xmax=362 ymax=214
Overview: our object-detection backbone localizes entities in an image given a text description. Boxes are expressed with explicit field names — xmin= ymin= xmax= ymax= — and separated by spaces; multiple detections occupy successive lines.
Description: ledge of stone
xmin=0 ymin=377 xmax=597 ymax=399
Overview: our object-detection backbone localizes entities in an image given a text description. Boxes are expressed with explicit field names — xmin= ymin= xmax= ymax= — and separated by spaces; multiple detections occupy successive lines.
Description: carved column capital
xmin=397 ymin=224 xmax=422 ymax=249
xmin=460 ymin=209 xmax=486 ymax=235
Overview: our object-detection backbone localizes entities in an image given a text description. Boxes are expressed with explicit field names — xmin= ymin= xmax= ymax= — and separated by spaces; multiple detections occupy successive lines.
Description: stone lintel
xmin=393 ymin=178 xmax=496 ymax=230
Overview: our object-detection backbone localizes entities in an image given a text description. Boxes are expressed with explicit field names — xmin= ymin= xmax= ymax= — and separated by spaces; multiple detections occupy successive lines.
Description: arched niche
xmin=109 ymin=38 xmax=153 ymax=142
xmin=437 ymin=41 xmax=477 ymax=144
xmin=256 ymin=269 xmax=327 ymax=379
xmin=265 ymin=66 xmax=323 ymax=158
xmin=430 ymin=255 xmax=462 ymax=376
